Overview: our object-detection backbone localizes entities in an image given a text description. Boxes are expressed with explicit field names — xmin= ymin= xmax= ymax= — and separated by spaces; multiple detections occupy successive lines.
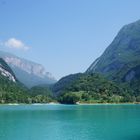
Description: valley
xmin=1 ymin=20 xmax=140 ymax=104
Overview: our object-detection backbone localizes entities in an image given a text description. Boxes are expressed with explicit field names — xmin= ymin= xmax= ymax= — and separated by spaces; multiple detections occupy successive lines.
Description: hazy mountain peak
xmin=0 ymin=51 xmax=56 ymax=88
xmin=4 ymin=56 xmax=51 ymax=78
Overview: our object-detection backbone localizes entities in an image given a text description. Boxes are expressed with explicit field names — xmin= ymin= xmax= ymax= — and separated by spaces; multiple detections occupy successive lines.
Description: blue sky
xmin=0 ymin=0 xmax=140 ymax=79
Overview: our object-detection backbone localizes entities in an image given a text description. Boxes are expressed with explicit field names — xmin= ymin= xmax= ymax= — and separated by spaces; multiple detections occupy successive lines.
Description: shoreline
xmin=0 ymin=102 xmax=140 ymax=106
xmin=77 ymin=102 xmax=140 ymax=105
xmin=0 ymin=102 xmax=60 ymax=106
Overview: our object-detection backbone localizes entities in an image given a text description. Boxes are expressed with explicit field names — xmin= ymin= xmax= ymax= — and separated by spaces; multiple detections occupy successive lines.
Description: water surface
xmin=0 ymin=104 xmax=140 ymax=140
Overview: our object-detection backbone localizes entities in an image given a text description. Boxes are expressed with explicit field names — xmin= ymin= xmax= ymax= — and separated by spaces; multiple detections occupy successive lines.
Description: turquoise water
xmin=0 ymin=104 xmax=140 ymax=140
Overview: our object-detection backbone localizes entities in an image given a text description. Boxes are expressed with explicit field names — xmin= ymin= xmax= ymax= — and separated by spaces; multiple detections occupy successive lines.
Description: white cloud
xmin=4 ymin=38 xmax=30 ymax=51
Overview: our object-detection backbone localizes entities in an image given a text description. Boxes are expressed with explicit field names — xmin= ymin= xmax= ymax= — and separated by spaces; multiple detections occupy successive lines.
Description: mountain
xmin=0 ymin=51 xmax=56 ymax=88
xmin=0 ymin=58 xmax=55 ymax=103
xmin=86 ymin=20 xmax=140 ymax=95
xmin=52 ymin=73 xmax=83 ymax=96
xmin=0 ymin=58 xmax=30 ymax=103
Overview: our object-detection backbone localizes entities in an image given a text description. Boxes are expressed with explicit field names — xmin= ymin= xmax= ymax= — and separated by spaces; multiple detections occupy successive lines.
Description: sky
xmin=0 ymin=0 xmax=140 ymax=80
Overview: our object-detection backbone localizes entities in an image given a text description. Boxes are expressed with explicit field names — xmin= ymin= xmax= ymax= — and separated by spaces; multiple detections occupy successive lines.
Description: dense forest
xmin=54 ymin=73 xmax=140 ymax=104
xmin=0 ymin=79 xmax=55 ymax=104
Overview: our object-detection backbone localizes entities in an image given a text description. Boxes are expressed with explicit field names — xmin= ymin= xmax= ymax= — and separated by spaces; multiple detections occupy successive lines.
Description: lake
xmin=0 ymin=104 xmax=140 ymax=140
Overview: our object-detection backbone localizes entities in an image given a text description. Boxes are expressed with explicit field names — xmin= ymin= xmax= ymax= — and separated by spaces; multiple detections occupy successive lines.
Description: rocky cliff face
xmin=86 ymin=20 xmax=140 ymax=82
xmin=0 ymin=51 xmax=56 ymax=88
xmin=0 ymin=58 xmax=16 ymax=82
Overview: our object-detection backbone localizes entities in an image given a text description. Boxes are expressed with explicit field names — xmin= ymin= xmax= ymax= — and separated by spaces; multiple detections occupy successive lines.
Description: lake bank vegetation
xmin=1 ymin=73 xmax=140 ymax=105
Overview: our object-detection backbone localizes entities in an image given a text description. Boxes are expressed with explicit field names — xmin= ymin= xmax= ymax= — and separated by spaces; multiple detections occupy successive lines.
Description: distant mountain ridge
xmin=0 ymin=51 xmax=56 ymax=88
